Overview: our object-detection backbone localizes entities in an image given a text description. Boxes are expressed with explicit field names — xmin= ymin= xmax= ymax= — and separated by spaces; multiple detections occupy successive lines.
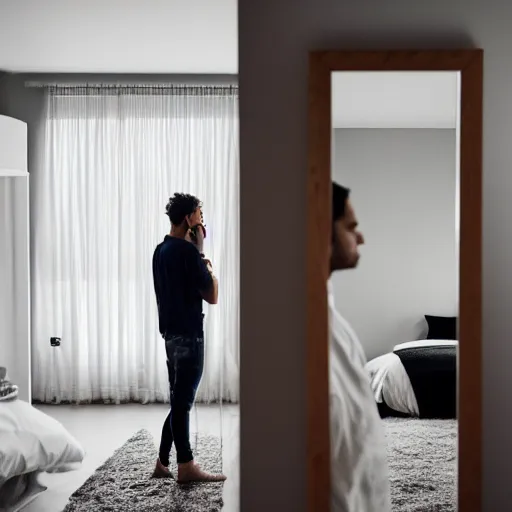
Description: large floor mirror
xmin=307 ymin=50 xmax=482 ymax=512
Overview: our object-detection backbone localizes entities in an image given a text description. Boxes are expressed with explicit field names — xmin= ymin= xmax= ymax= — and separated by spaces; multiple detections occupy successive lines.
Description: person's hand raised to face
xmin=185 ymin=207 xmax=207 ymax=251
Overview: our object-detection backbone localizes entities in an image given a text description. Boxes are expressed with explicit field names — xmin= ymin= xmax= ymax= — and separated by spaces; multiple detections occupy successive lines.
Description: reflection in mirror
xmin=329 ymin=71 xmax=460 ymax=511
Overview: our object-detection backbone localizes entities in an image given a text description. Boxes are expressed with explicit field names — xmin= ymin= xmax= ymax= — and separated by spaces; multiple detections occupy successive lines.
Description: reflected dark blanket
xmin=394 ymin=345 xmax=457 ymax=419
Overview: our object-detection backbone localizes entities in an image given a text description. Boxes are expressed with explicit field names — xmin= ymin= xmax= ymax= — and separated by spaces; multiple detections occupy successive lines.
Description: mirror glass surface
xmin=329 ymin=71 xmax=460 ymax=511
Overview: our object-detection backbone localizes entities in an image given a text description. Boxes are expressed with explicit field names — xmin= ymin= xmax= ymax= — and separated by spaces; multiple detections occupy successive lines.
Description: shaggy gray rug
xmin=63 ymin=429 xmax=224 ymax=511
xmin=384 ymin=418 xmax=457 ymax=511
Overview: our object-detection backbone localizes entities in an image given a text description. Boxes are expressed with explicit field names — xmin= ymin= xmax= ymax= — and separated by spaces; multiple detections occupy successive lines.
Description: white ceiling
xmin=0 ymin=0 xmax=237 ymax=74
xmin=332 ymin=72 xmax=459 ymax=129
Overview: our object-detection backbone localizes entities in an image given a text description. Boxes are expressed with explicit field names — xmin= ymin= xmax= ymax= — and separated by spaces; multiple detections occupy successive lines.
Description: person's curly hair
xmin=165 ymin=193 xmax=202 ymax=226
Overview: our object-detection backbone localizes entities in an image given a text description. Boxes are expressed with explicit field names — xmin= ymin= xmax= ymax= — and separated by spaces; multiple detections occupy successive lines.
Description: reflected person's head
xmin=331 ymin=182 xmax=364 ymax=273
xmin=165 ymin=193 xmax=203 ymax=233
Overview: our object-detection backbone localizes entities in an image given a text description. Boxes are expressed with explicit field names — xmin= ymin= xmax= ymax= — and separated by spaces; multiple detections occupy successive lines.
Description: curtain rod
xmin=25 ymin=82 xmax=238 ymax=90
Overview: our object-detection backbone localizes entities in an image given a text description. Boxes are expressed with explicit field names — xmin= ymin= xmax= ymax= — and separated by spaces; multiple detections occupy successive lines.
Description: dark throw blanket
xmin=394 ymin=345 xmax=457 ymax=419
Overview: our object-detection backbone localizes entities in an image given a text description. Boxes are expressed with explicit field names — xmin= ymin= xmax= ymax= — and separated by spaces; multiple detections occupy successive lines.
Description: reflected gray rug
xmin=63 ymin=429 xmax=224 ymax=511
xmin=384 ymin=418 xmax=457 ymax=511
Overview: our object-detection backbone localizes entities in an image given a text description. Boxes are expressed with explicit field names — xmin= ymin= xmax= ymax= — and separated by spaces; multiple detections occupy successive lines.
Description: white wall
xmin=331 ymin=129 xmax=458 ymax=360
xmin=0 ymin=0 xmax=237 ymax=73
xmin=239 ymin=1 xmax=511 ymax=511
xmin=331 ymin=72 xmax=459 ymax=129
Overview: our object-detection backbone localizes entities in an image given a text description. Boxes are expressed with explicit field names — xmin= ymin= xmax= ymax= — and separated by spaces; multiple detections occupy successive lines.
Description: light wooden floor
xmin=24 ymin=403 xmax=240 ymax=512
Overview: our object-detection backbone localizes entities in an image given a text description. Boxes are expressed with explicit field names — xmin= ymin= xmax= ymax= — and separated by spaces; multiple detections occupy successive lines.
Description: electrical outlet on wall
xmin=50 ymin=337 xmax=61 ymax=347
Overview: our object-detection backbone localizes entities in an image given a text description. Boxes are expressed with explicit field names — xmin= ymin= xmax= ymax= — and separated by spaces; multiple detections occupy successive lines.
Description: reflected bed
xmin=366 ymin=340 xmax=458 ymax=420
xmin=367 ymin=339 xmax=459 ymax=510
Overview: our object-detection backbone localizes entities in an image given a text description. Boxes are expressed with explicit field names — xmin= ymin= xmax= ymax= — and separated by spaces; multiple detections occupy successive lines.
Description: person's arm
xmin=202 ymin=259 xmax=218 ymax=305
xmin=188 ymin=246 xmax=219 ymax=305
xmin=152 ymin=247 xmax=161 ymax=310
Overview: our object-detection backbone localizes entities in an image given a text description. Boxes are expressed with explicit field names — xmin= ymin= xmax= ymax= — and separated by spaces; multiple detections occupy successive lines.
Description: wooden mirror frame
xmin=307 ymin=49 xmax=483 ymax=512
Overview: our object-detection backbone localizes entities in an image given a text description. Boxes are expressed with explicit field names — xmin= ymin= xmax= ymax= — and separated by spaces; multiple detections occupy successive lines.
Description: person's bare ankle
xmin=177 ymin=460 xmax=226 ymax=483
xmin=152 ymin=458 xmax=173 ymax=478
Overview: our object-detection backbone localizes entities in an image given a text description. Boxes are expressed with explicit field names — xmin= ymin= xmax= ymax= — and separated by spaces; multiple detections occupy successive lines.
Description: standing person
xmin=152 ymin=192 xmax=226 ymax=483
xmin=329 ymin=183 xmax=391 ymax=511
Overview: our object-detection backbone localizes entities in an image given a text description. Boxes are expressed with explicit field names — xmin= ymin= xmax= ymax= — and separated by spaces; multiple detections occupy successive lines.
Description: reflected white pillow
xmin=0 ymin=400 xmax=85 ymax=484
xmin=393 ymin=339 xmax=458 ymax=352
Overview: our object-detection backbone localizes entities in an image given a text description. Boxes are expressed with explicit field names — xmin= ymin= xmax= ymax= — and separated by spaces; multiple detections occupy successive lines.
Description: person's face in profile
xmin=331 ymin=199 xmax=365 ymax=271
xmin=186 ymin=207 xmax=203 ymax=227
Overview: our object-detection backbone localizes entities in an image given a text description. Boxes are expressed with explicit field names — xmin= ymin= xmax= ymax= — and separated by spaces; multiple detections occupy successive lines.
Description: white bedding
xmin=0 ymin=399 xmax=85 ymax=511
xmin=365 ymin=353 xmax=419 ymax=416
xmin=0 ymin=472 xmax=47 ymax=512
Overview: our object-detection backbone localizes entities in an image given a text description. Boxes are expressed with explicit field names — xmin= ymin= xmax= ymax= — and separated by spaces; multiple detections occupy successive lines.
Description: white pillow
xmin=0 ymin=400 xmax=85 ymax=484
xmin=393 ymin=339 xmax=458 ymax=352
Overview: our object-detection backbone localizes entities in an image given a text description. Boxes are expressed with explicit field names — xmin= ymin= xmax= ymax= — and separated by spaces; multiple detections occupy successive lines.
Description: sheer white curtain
xmin=31 ymin=85 xmax=239 ymax=404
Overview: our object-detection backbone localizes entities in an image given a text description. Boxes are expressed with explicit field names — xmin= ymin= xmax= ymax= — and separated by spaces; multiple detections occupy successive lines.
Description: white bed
xmin=0 ymin=369 xmax=85 ymax=512
xmin=365 ymin=340 xmax=458 ymax=418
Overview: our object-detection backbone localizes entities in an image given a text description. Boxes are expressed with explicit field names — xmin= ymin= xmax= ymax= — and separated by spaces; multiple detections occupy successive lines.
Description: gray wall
xmin=332 ymin=129 xmax=458 ymax=360
xmin=0 ymin=74 xmax=46 ymax=177
xmin=0 ymin=178 xmax=16 ymax=378
xmin=239 ymin=1 xmax=507 ymax=511
xmin=0 ymin=75 xmax=45 ymax=393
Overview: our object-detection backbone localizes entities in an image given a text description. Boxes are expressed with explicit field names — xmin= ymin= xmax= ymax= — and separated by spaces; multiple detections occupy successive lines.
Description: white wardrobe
xmin=0 ymin=114 xmax=31 ymax=402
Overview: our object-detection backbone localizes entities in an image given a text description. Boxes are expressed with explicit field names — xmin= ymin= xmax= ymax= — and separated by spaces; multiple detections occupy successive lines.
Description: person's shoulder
xmin=158 ymin=236 xmax=189 ymax=250
xmin=156 ymin=236 xmax=201 ymax=261
xmin=179 ymin=238 xmax=199 ymax=255
xmin=153 ymin=240 xmax=164 ymax=257
xmin=170 ymin=238 xmax=203 ymax=262
xmin=154 ymin=237 xmax=180 ymax=258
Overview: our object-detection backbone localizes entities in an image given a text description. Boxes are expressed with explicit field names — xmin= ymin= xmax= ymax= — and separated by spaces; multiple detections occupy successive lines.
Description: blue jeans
xmin=158 ymin=335 xmax=204 ymax=465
